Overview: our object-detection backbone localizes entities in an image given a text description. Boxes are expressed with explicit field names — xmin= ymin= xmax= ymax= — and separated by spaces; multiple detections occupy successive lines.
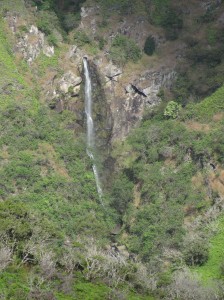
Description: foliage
xmin=96 ymin=0 xmax=144 ymax=15
xmin=195 ymin=216 xmax=224 ymax=280
xmin=62 ymin=12 xmax=81 ymax=32
xmin=172 ymin=26 xmax=224 ymax=103
xmin=111 ymin=174 xmax=134 ymax=214
xmin=167 ymin=269 xmax=218 ymax=300
xmin=37 ymin=10 xmax=61 ymax=35
xmin=150 ymin=0 xmax=183 ymax=39
xmin=111 ymin=119 xmax=211 ymax=261
xmin=129 ymin=199 xmax=184 ymax=260
xmin=47 ymin=33 xmax=58 ymax=46
xmin=183 ymin=85 xmax=224 ymax=121
xmin=144 ymin=36 xmax=156 ymax=56
xmin=164 ymin=101 xmax=181 ymax=119
xmin=110 ymin=34 xmax=142 ymax=65
xmin=34 ymin=0 xmax=85 ymax=32
xmin=74 ymin=30 xmax=92 ymax=46
xmin=183 ymin=240 xmax=209 ymax=266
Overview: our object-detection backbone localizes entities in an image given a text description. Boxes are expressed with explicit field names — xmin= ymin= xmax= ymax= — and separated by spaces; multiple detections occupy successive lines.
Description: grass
xmin=0 ymin=0 xmax=27 ymax=15
xmin=0 ymin=18 xmax=40 ymax=114
xmin=35 ymin=47 xmax=61 ymax=76
xmin=185 ymin=85 xmax=224 ymax=121
xmin=0 ymin=268 xmax=30 ymax=299
xmin=194 ymin=216 xmax=224 ymax=281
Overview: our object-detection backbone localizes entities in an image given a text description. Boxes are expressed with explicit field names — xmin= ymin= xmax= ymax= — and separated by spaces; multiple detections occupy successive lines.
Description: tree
xmin=144 ymin=35 xmax=156 ymax=56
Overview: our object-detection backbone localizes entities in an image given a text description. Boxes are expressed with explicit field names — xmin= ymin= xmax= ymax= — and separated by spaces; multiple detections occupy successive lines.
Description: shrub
xmin=183 ymin=240 xmax=209 ymax=266
xmin=47 ymin=33 xmax=58 ymax=46
xmin=164 ymin=101 xmax=181 ymax=119
xmin=167 ymin=269 xmax=217 ymax=300
xmin=109 ymin=46 xmax=126 ymax=66
xmin=144 ymin=35 xmax=156 ymax=56
xmin=62 ymin=12 xmax=81 ymax=32
xmin=111 ymin=174 xmax=134 ymax=214
xmin=110 ymin=34 xmax=142 ymax=65
xmin=74 ymin=30 xmax=92 ymax=46
xmin=37 ymin=11 xmax=60 ymax=35
xmin=150 ymin=1 xmax=183 ymax=40
xmin=96 ymin=36 xmax=106 ymax=50
xmin=0 ymin=200 xmax=32 ymax=242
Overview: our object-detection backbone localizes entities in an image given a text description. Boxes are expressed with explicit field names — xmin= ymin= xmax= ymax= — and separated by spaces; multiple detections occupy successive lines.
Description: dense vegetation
xmin=1 ymin=0 xmax=224 ymax=299
xmin=110 ymin=87 xmax=224 ymax=297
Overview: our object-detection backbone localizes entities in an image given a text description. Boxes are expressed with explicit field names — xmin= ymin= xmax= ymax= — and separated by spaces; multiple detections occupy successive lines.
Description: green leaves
xmin=0 ymin=200 xmax=32 ymax=242
xmin=164 ymin=101 xmax=181 ymax=119
xmin=110 ymin=34 xmax=142 ymax=66
xmin=111 ymin=174 xmax=134 ymax=214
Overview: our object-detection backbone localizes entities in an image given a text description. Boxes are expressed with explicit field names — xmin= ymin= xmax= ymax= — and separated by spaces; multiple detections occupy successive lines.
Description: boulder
xmin=59 ymin=71 xmax=82 ymax=94
xmin=125 ymin=84 xmax=134 ymax=94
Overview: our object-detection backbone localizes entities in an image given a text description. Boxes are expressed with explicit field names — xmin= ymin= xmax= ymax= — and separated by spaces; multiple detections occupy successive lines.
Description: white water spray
xmin=83 ymin=58 xmax=103 ymax=202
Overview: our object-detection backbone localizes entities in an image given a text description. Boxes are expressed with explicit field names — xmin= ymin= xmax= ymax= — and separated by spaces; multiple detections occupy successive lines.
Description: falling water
xmin=83 ymin=58 xmax=103 ymax=203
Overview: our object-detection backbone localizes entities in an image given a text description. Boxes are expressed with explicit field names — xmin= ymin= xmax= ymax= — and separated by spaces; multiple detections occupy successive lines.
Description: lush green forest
xmin=0 ymin=0 xmax=224 ymax=299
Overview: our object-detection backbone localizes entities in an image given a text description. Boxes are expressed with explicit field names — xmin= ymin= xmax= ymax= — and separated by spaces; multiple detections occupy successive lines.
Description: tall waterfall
xmin=83 ymin=58 xmax=103 ymax=202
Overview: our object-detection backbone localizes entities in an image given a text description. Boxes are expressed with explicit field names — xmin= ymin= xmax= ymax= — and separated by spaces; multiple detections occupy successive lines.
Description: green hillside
xmin=0 ymin=0 xmax=224 ymax=299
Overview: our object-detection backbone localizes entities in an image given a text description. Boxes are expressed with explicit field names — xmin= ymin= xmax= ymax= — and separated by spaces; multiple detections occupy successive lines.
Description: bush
xmin=74 ymin=30 xmax=92 ymax=46
xmin=144 ymin=35 xmax=156 ymax=56
xmin=150 ymin=1 xmax=183 ymax=40
xmin=0 ymin=200 xmax=32 ymax=242
xmin=164 ymin=101 xmax=181 ymax=119
xmin=47 ymin=33 xmax=58 ymax=46
xmin=37 ymin=11 xmax=60 ymax=35
xmin=183 ymin=240 xmax=209 ymax=266
xmin=111 ymin=174 xmax=134 ymax=214
xmin=62 ymin=12 xmax=81 ymax=32
xmin=167 ymin=269 xmax=217 ymax=300
xmin=110 ymin=34 xmax=142 ymax=65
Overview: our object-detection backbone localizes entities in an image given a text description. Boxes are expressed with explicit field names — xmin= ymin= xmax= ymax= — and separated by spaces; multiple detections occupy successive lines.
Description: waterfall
xmin=83 ymin=58 xmax=103 ymax=203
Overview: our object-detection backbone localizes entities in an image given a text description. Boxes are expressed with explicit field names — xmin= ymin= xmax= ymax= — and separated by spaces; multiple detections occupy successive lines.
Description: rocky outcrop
xmin=58 ymin=71 xmax=82 ymax=94
xmin=131 ymin=69 xmax=176 ymax=105
xmin=76 ymin=4 xmax=178 ymax=142
xmin=43 ymin=45 xmax=55 ymax=58
xmin=5 ymin=7 xmax=177 ymax=146
xmin=15 ymin=26 xmax=44 ymax=64
xmin=104 ymin=64 xmax=122 ymax=82
xmin=16 ymin=24 xmax=54 ymax=64
xmin=44 ymin=70 xmax=83 ymax=124
xmin=98 ymin=64 xmax=176 ymax=142
xmin=5 ymin=14 xmax=54 ymax=64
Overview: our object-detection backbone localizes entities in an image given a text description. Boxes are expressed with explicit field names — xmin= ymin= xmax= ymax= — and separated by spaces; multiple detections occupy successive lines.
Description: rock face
xmin=5 ymin=7 xmax=177 ymax=146
xmin=5 ymin=14 xmax=54 ymax=64
xmin=16 ymin=26 xmax=45 ymax=64
xmin=43 ymin=45 xmax=55 ymax=58
xmin=44 ymin=69 xmax=84 ymax=128
xmin=88 ymin=62 xmax=113 ymax=151
xmin=79 ymin=58 xmax=176 ymax=143
xmin=96 ymin=63 xmax=176 ymax=142
xmin=58 ymin=71 xmax=82 ymax=94
xmin=76 ymin=4 xmax=178 ymax=142
xmin=104 ymin=64 xmax=122 ymax=82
